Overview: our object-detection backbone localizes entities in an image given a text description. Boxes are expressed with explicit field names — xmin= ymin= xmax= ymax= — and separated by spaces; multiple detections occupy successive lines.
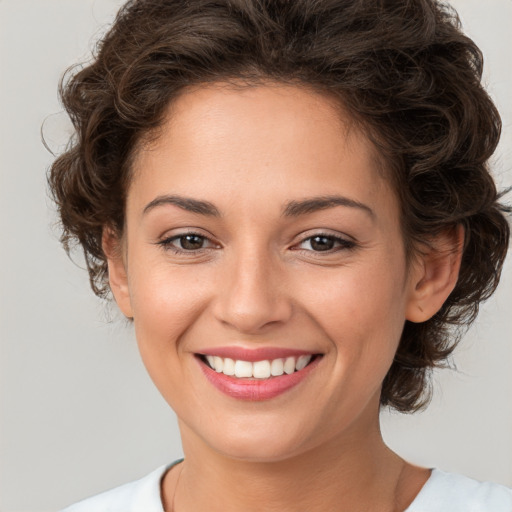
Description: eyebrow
xmin=282 ymin=195 xmax=375 ymax=219
xmin=143 ymin=195 xmax=220 ymax=216
xmin=142 ymin=194 xmax=374 ymax=219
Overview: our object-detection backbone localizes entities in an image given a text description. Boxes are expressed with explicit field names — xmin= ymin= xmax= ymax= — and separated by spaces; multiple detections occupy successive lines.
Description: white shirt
xmin=61 ymin=462 xmax=512 ymax=512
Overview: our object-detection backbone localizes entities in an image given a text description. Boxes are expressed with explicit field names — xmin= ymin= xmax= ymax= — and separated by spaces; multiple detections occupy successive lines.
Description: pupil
xmin=311 ymin=236 xmax=334 ymax=251
xmin=181 ymin=235 xmax=203 ymax=250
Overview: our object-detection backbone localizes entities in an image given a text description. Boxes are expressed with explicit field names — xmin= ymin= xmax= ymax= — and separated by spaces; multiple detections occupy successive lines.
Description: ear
xmin=406 ymin=225 xmax=464 ymax=323
xmin=102 ymin=226 xmax=133 ymax=318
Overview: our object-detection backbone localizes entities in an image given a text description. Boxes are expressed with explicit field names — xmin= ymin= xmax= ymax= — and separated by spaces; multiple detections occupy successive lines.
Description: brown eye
xmin=309 ymin=235 xmax=335 ymax=251
xmin=157 ymin=232 xmax=217 ymax=253
xmin=296 ymin=234 xmax=356 ymax=253
xmin=179 ymin=234 xmax=206 ymax=250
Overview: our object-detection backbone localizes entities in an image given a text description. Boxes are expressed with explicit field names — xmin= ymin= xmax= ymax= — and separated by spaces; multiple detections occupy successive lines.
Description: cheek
xmin=127 ymin=257 xmax=211 ymax=365
xmin=313 ymin=266 xmax=404 ymax=320
xmin=299 ymin=257 xmax=408 ymax=364
xmin=126 ymin=262 xmax=217 ymax=413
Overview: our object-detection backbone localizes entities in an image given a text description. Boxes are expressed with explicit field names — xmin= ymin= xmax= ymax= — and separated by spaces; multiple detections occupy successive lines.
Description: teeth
xmin=284 ymin=356 xmax=295 ymax=375
xmin=270 ymin=358 xmax=284 ymax=376
xmin=253 ymin=360 xmax=271 ymax=379
xmin=222 ymin=357 xmax=235 ymax=376
xmin=234 ymin=360 xmax=253 ymax=378
xmin=296 ymin=355 xmax=311 ymax=371
xmin=204 ymin=354 xmax=314 ymax=379
xmin=213 ymin=356 xmax=224 ymax=373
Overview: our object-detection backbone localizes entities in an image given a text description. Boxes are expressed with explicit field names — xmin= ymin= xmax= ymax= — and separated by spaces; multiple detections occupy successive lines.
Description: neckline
xmin=404 ymin=468 xmax=440 ymax=510
xmin=158 ymin=460 xmax=437 ymax=512
xmin=159 ymin=459 xmax=184 ymax=511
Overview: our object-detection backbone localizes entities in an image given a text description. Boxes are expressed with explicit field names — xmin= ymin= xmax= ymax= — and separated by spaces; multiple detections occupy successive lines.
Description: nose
xmin=212 ymin=248 xmax=293 ymax=334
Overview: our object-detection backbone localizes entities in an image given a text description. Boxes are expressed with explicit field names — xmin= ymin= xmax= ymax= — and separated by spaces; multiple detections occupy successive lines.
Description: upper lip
xmin=197 ymin=346 xmax=319 ymax=362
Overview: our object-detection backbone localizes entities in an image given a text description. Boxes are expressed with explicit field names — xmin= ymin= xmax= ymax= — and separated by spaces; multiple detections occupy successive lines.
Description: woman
xmin=50 ymin=0 xmax=511 ymax=510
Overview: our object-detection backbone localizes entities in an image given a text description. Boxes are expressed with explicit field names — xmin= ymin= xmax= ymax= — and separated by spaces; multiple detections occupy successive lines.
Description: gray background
xmin=0 ymin=1 xmax=510 ymax=511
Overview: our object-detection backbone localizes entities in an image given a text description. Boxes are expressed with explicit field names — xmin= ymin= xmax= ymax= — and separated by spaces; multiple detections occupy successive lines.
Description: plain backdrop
xmin=0 ymin=1 xmax=511 ymax=511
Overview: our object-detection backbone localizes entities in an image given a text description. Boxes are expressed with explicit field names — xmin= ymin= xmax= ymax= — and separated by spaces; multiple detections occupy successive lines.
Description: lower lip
xmin=197 ymin=356 xmax=321 ymax=401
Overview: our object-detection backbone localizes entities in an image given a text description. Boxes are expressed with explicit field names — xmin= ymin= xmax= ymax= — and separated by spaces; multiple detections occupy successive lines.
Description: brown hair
xmin=48 ymin=0 xmax=510 ymax=412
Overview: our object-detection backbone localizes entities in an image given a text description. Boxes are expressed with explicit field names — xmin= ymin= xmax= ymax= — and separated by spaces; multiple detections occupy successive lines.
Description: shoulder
xmin=407 ymin=469 xmax=512 ymax=512
xmin=59 ymin=462 xmax=177 ymax=512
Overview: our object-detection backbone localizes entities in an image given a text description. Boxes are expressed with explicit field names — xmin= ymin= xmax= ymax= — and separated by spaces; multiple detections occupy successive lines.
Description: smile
xmin=204 ymin=354 xmax=313 ymax=379
xmin=196 ymin=349 xmax=322 ymax=401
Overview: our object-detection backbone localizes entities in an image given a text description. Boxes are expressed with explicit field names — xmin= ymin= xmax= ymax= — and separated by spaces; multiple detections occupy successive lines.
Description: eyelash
xmin=294 ymin=233 xmax=356 ymax=253
xmin=157 ymin=232 xmax=356 ymax=255
xmin=157 ymin=232 xmax=217 ymax=255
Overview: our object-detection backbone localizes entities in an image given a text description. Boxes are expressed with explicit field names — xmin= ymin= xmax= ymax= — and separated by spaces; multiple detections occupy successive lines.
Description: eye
xmin=157 ymin=232 xmax=218 ymax=253
xmin=296 ymin=234 xmax=355 ymax=252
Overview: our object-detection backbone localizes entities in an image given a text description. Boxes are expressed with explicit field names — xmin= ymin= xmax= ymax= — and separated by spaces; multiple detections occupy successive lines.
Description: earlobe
xmin=406 ymin=225 xmax=464 ymax=323
xmin=102 ymin=227 xmax=133 ymax=318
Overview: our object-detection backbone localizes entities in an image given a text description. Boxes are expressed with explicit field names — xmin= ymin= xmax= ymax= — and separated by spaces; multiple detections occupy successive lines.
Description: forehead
xmin=129 ymin=81 xmax=394 ymax=216
xmin=166 ymin=80 xmax=346 ymax=132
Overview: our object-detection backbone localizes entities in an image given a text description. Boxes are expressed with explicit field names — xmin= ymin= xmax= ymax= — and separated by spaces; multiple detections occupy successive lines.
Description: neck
xmin=164 ymin=415 xmax=423 ymax=512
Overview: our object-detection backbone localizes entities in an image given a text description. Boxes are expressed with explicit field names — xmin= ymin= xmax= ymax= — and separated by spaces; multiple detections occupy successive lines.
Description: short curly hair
xmin=48 ymin=0 xmax=510 ymax=412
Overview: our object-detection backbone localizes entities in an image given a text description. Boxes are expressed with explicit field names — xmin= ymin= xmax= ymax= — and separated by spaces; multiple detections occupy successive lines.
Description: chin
xmin=212 ymin=437 xmax=307 ymax=463
xmin=187 ymin=415 xmax=316 ymax=463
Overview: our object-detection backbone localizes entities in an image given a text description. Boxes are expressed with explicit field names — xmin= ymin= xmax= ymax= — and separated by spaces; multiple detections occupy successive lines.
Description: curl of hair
xmin=48 ymin=0 xmax=510 ymax=412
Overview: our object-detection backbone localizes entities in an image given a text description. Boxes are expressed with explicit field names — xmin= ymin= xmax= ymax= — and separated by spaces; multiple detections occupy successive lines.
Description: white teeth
xmin=213 ymin=356 xmax=224 ymax=373
xmin=234 ymin=360 xmax=253 ymax=378
xmin=253 ymin=360 xmax=271 ymax=379
xmin=204 ymin=354 xmax=315 ymax=379
xmin=270 ymin=358 xmax=284 ymax=376
xmin=283 ymin=357 xmax=296 ymax=375
xmin=222 ymin=357 xmax=235 ymax=376
xmin=296 ymin=355 xmax=312 ymax=371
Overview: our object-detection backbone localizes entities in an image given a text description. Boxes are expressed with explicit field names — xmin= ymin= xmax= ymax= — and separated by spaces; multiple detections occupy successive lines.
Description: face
xmin=109 ymin=82 xmax=424 ymax=462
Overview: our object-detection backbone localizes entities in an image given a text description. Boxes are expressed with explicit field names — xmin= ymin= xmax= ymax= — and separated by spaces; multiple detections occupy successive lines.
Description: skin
xmin=104 ymin=82 xmax=462 ymax=511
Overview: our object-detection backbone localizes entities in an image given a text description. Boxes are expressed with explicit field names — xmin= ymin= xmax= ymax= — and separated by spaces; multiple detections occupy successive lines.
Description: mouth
xmin=195 ymin=349 xmax=323 ymax=401
xmin=197 ymin=353 xmax=320 ymax=379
